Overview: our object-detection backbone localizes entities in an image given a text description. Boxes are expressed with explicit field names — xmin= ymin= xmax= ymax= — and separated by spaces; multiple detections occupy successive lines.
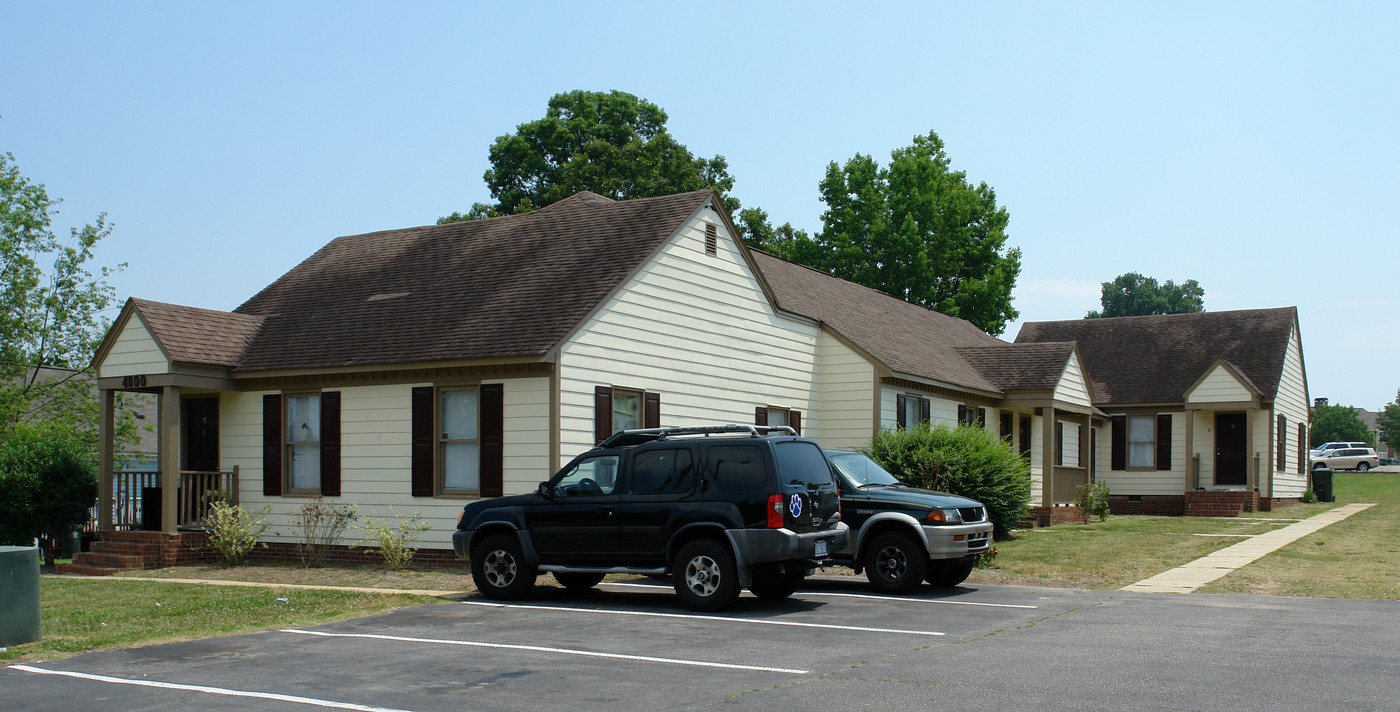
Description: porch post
xmin=1245 ymin=408 xmax=1257 ymax=493
xmin=1184 ymin=409 xmax=1197 ymax=490
xmin=159 ymin=385 xmax=181 ymax=534
xmin=1078 ymin=413 xmax=1090 ymax=480
xmin=98 ymin=388 xmax=115 ymax=531
xmin=1041 ymin=406 xmax=1056 ymax=506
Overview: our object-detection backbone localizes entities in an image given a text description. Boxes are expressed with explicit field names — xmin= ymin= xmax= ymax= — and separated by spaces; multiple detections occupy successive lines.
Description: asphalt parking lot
xmin=3 ymin=575 xmax=1394 ymax=711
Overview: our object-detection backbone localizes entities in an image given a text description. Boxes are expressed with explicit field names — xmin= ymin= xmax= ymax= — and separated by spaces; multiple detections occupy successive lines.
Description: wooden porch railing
xmin=1051 ymin=466 xmax=1089 ymax=504
xmin=103 ymin=467 xmax=239 ymax=530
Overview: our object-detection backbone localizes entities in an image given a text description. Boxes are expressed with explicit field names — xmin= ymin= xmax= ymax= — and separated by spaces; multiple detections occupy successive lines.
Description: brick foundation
xmin=1184 ymin=490 xmax=1262 ymax=517
xmin=1024 ymin=506 xmax=1085 ymax=527
xmin=1107 ymin=495 xmax=1186 ymax=516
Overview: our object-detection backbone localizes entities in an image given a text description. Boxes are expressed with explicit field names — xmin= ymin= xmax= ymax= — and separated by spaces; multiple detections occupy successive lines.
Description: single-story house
xmin=73 ymin=189 xmax=1308 ymax=570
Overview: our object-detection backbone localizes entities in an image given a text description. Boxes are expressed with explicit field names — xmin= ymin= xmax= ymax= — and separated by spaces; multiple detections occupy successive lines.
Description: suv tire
xmin=749 ymin=569 xmax=804 ymax=600
xmin=553 ymin=572 xmax=605 ymax=591
xmin=472 ymin=534 xmax=537 ymax=601
xmin=673 ymin=539 xmax=740 ymax=611
xmin=864 ymin=531 xmax=927 ymax=594
xmin=926 ymin=558 xmax=976 ymax=588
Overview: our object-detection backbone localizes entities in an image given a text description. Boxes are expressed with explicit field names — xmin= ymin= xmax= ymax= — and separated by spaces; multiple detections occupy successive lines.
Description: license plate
xmin=815 ymin=539 xmax=828 ymax=557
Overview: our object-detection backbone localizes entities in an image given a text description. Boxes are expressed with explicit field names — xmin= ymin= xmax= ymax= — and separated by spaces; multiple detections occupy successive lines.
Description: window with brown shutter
xmin=1055 ymin=421 xmax=1064 ymax=466
xmin=262 ymin=394 xmax=282 ymax=496
xmin=411 ymin=387 xmax=435 ymax=497
xmin=896 ymin=395 xmax=907 ymax=429
xmin=262 ymin=391 xmax=339 ymax=496
xmin=411 ymin=384 xmax=504 ymax=497
xmin=1000 ymin=412 xmax=1013 ymax=441
xmin=597 ymin=385 xmax=659 ymax=442
xmin=919 ymin=398 xmax=930 ymax=424
xmin=1277 ymin=414 xmax=1287 ymax=471
xmin=320 ymin=392 xmax=341 ymax=497
xmin=1297 ymin=423 xmax=1307 ymax=475
xmin=1156 ymin=413 xmax=1172 ymax=470
xmin=759 ymin=405 xmax=798 ymax=432
xmin=1110 ymin=415 xmax=1127 ymax=471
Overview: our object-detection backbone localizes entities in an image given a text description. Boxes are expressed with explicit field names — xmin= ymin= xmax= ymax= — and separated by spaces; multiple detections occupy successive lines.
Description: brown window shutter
xmin=1055 ymin=421 xmax=1064 ymax=466
xmin=1277 ymin=414 xmax=1287 ymax=470
xmin=320 ymin=391 xmax=341 ymax=497
xmin=595 ymin=386 xmax=613 ymax=444
xmin=1156 ymin=413 xmax=1173 ymax=470
xmin=957 ymin=404 xmax=966 ymax=425
xmin=895 ymin=395 xmax=906 ymax=429
xmin=755 ymin=405 xmax=768 ymax=427
xmin=1111 ymin=415 xmax=1126 ymax=471
xmin=644 ymin=392 xmax=660 ymax=429
xmin=480 ymin=384 xmax=504 ymax=498
xmin=262 ymin=394 xmax=282 ymax=496
xmin=411 ymin=386 xmax=434 ymax=497
xmin=978 ymin=408 xmax=987 ymax=427
xmin=1000 ymin=411 xmax=1013 ymax=440
xmin=790 ymin=410 xmax=801 ymax=435
xmin=1019 ymin=415 xmax=1032 ymax=458
xmin=920 ymin=398 xmax=931 ymax=424
xmin=1297 ymin=423 xmax=1306 ymax=475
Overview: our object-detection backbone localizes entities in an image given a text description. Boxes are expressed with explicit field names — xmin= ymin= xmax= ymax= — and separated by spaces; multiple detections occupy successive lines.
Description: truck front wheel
xmin=863 ymin=532 xmax=927 ymax=594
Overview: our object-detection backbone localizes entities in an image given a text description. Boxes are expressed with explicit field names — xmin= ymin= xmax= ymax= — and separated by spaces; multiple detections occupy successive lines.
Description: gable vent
xmin=705 ymin=223 xmax=718 ymax=256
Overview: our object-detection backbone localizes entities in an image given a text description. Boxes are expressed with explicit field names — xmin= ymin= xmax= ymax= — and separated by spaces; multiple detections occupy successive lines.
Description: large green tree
xmin=1309 ymin=403 xmax=1374 ymax=448
xmin=1085 ymin=273 xmax=1205 ymax=318
xmin=774 ymin=131 xmax=1021 ymax=335
xmin=1375 ymin=390 xmax=1400 ymax=454
xmin=1 ymin=152 xmax=131 ymax=455
xmin=441 ymin=90 xmax=739 ymax=223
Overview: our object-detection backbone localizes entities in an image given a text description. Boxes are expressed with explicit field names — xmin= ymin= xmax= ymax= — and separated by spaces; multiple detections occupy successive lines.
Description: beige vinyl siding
xmin=97 ymin=314 xmax=169 ymax=378
xmin=1029 ymin=414 xmax=1043 ymax=503
xmin=1272 ymin=326 xmax=1310 ymax=497
xmin=1191 ymin=411 xmax=1214 ymax=487
xmin=815 ymin=329 xmax=876 ymax=449
xmin=1186 ymin=364 xmax=1255 ymax=404
xmin=1051 ymin=356 xmax=1093 ymax=408
xmin=559 ymin=212 xmax=819 ymax=465
xmin=1097 ymin=412 xmax=1188 ymax=495
xmin=1061 ymin=421 xmax=1081 ymax=468
xmin=226 ymin=378 xmax=551 ymax=549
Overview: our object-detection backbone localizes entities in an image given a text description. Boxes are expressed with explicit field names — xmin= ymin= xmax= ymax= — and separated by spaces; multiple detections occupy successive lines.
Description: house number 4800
xmin=121 ymin=375 xmax=148 ymax=388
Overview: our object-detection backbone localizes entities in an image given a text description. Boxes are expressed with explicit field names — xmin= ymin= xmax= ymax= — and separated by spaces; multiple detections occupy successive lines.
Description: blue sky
xmin=4 ymin=2 xmax=1397 ymax=409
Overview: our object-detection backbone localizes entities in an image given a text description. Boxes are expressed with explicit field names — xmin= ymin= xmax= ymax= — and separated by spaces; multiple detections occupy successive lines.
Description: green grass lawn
xmin=971 ymin=472 xmax=1398 ymax=598
xmin=0 ymin=578 xmax=443 ymax=665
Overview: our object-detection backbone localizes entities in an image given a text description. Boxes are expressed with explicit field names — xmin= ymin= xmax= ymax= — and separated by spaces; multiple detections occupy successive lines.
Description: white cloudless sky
xmin=4 ymin=1 xmax=1397 ymax=408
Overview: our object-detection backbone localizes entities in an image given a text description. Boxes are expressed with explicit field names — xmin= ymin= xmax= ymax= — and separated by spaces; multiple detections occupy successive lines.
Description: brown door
xmin=184 ymin=398 xmax=219 ymax=472
xmin=1215 ymin=412 xmax=1247 ymax=486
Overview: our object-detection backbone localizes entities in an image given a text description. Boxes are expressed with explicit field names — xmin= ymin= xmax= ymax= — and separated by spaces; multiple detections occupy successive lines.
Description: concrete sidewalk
xmin=1122 ymin=503 xmax=1376 ymax=594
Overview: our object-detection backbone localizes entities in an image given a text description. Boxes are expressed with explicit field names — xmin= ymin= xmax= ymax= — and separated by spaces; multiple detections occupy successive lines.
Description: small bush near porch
xmin=866 ymin=423 xmax=1032 ymax=539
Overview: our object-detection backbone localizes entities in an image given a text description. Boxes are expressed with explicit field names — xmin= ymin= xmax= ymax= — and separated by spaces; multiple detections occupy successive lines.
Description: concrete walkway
xmin=1122 ymin=503 xmax=1376 ymax=594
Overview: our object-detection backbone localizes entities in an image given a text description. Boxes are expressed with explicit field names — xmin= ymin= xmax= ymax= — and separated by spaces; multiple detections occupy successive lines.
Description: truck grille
xmin=959 ymin=507 xmax=986 ymax=523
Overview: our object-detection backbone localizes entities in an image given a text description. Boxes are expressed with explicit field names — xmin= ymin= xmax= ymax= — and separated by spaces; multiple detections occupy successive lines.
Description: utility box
xmin=0 ymin=545 xmax=41 ymax=647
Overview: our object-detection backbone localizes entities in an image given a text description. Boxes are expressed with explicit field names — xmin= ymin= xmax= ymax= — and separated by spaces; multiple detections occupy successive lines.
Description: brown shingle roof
xmin=231 ymin=190 xmax=713 ymax=371
xmin=956 ymin=342 xmax=1078 ymax=392
xmin=1014 ymin=308 xmax=1298 ymax=405
xmin=750 ymin=251 xmax=1007 ymax=393
xmin=130 ymin=298 xmax=265 ymax=368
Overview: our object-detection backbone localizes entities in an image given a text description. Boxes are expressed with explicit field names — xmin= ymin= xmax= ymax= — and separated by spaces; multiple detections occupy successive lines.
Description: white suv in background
xmin=1310 ymin=441 xmax=1369 ymax=459
xmin=1312 ymin=447 xmax=1380 ymax=472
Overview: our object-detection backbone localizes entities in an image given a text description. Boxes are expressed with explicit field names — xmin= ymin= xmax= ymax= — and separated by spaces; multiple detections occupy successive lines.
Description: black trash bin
xmin=1312 ymin=464 xmax=1334 ymax=503
xmin=141 ymin=487 xmax=163 ymax=531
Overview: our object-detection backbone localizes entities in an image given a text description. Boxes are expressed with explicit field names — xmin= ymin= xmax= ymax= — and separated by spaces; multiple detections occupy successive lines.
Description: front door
xmin=183 ymin=397 xmax=219 ymax=472
xmin=1215 ymin=412 xmax=1247 ymax=486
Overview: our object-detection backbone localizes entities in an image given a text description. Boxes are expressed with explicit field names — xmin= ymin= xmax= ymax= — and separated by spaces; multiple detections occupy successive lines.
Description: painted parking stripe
xmin=459 ymin=600 xmax=945 ymax=636
xmin=600 ymin=581 xmax=1039 ymax=609
xmin=281 ymin=629 xmax=809 ymax=675
xmin=9 ymin=665 xmax=414 ymax=712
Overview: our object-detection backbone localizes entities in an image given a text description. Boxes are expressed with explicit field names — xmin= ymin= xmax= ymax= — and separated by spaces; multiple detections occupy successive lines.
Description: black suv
xmin=453 ymin=425 xmax=849 ymax=611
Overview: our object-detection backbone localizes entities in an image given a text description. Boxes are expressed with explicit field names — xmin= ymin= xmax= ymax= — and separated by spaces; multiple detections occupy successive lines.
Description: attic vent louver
xmin=367 ymin=292 xmax=410 ymax=302
xmin=705 ymin=223 xmax=718 ymax=256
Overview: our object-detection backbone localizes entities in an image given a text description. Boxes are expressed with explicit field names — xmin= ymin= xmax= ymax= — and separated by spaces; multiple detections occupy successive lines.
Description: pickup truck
xmin=825 ymin=449 xmax=992 ymax=593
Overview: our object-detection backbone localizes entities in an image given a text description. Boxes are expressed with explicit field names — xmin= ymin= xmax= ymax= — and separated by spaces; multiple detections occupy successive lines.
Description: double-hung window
xmin=440 ymin=388 xmax=480 ymax=493
xmin=1127 ymin=415 xmax=1155 ymax=469
xmin=286 ymin=394 xmax=321 ymax=492
xmin=262 ymin=391 xmax=340 ymax=497
xmin=411 ymin=384 xmax=503 ymax=498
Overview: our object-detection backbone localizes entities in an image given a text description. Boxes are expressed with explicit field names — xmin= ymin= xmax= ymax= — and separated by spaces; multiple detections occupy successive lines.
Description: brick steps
xmin=55 ymin=530 xmax=212 ymax=576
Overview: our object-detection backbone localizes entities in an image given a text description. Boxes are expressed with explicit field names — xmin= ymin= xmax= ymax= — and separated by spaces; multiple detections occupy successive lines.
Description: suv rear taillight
xmin=767 ymin=494 xmax=784 ymax=528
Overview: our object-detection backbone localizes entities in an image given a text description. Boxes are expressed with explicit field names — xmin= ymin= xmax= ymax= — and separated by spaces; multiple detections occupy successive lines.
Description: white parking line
xmin=599 ymin=581 xmax=1040 ymax=609
xmin=459 ymin=600 xmax=945 ymax=636
xmin=281 ymin=629 xmax=809 ymax=675
xmin=9 ymin=665 xmax=415 ymax=712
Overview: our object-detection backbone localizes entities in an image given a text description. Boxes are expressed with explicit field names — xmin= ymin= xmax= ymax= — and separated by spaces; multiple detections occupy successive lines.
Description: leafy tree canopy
xmin=760 ymin=131 xmax=1021 ymax=335
xmin=1309 ymin=403 xmax=1374 ymax=448
xmin=440 ymin=90 xmax=739 ymax=223
xmin=1 ymin=152 xmax=135 ymax=455
xmin=1375 ymin=390 xmax=1400 ymax=452
xmin=1085 ymin=272 xmax=1205 ymax=318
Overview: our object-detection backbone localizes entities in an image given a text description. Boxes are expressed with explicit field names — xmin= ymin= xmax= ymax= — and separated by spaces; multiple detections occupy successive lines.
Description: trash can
xmin=1312 ymin=464 xmax=1335 ymax=503
xmin=0 ymin=546 xmax=41 ymax=647
xmin=141 ymin=486 xmax=163 ymax=531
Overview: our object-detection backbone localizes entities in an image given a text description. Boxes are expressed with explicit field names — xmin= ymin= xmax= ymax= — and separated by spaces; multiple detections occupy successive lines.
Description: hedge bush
xmin=0 ymin=423 xmax=98 ymax=564
xmin=864 ymin=423 xmax=1031 ymax=539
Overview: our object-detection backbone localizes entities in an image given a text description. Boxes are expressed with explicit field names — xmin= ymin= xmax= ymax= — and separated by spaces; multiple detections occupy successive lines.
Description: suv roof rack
xmin=598 ymin=424 xmax=797 ymax=448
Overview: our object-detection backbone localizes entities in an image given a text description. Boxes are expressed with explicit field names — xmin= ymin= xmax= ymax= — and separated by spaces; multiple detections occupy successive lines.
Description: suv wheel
xmin=864 ymin=532 xmax=927 ymax=594
xmin=749 ymin=569 xmax=804 ymax=600
xmin=471 ymin=534 xmax=537 ymax=601
xmin=1357 ymin=462 xmax=1371 ymax=472
xmin=925 ymin=558 xmax=976 ymax=588
xmin=553 ymin=572 xmax=605 ymax=591
xmin=673 ymin=539 xmax=740 ymax=611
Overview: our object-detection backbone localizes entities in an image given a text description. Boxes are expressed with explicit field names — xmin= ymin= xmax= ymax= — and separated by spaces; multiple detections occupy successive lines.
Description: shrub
xmin=291 ymin=496 xmax=357 ymax=567
xmin=353 ymin=508 xmax=431 ymax=569
xmin=0 ymin=423 xmax=99 ymax=565
xmin=865 ymin=423 xmax=1032 ymax=539
xmin=1075 ymin=480 xmax=1111 ymax=522
xmin=205 ymin=500 xmax=269 ymax=565
xmin=1301 ymin=489 xmax=1318 ymax=504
